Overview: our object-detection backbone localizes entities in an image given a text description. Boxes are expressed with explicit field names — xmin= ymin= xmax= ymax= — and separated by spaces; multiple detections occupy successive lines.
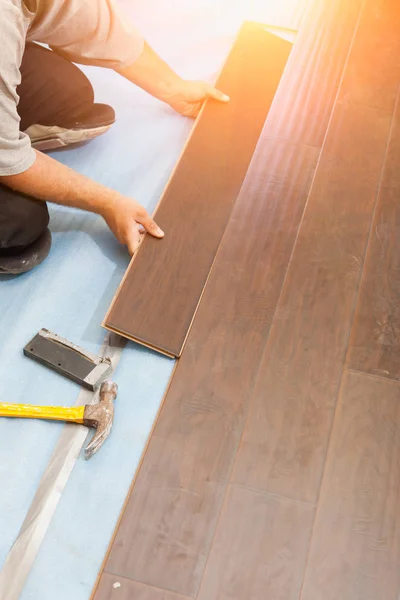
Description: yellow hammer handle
xmin=0 ymin=403 xmax=85 ymax=423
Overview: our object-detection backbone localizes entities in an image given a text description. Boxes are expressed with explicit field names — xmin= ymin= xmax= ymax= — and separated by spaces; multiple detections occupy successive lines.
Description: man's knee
xmin=0 ymin=184 xmax=49 ymax=251
xmin=18 ymin=42 xmax=95 ymax=131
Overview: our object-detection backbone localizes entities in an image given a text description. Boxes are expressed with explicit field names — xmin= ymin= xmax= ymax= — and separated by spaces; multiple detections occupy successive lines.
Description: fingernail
xmin=222 ymin=94 xmax=230 ymax=101
xmin=157 ymin=227 xmax=164 ymax=236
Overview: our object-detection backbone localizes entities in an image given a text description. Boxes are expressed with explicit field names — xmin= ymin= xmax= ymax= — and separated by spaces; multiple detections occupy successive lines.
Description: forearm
xmin=0 ymin=150 xmax=163 ymax=254
xmin=115 ymin=41 xmax=183 ymax=103
xmin=0 ymin=150 xmax=120 ymax=216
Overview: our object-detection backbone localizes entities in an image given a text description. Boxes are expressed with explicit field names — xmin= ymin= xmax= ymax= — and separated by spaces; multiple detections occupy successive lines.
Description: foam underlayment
xmin=0 ymin=1 xmax=304 ymax=597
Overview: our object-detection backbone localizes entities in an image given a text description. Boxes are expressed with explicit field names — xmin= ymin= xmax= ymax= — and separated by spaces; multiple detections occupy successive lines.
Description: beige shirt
xmin=0 ymin=0 xmax=144 ymax=176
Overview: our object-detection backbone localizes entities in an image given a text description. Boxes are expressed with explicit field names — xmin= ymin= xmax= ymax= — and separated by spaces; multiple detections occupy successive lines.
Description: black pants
xmin=0 ymin=43 xmax=95 ymax=253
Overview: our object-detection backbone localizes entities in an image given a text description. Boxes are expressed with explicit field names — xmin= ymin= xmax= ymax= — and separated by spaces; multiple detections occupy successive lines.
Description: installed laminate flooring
xmin=346 ymin=98 xmax=400 ymax=380
xmin=95 ymin=574 xmax=189 ymax=600
xmin=198 ymin=486 xmax=314 ymax=600
xmin=93 ymin=1 xmax=400 ymax=599
xmin=299 ymin=371 xmax=400 ymax=600
xmin=232 ymin=103 xmax=392 ymax=503
xmin=104 ymin=23 xmax=292 ymax=358
xmin=265 ymin=0 xmax=362 ymax=146
xmin=102 ymin=137 xmax=319 ymax=600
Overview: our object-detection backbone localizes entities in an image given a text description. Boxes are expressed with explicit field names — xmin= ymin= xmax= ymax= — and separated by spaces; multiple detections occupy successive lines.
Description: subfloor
xmin=94 ymin=1 xmax=400 ymax=599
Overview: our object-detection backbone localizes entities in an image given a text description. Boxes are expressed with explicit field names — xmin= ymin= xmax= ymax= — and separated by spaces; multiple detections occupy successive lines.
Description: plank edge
xmin=90 ymin=359 xmax=179 ymax=600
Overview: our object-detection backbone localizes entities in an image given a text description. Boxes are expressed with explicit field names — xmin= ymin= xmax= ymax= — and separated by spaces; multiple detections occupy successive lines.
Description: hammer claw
xmin=84 ymin=420 xmax=112 ymax=459
xmin=83 ymin=380 xmax=118 ymax=459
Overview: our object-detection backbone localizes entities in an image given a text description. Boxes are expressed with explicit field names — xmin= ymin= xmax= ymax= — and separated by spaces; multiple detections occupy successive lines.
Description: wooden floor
xmin=93 ymin=0 xmax=400 ymax=598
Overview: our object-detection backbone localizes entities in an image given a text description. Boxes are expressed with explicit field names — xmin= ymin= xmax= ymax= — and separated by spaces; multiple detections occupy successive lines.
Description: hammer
xmin=0 ymin=380 xmax=118 ymax=459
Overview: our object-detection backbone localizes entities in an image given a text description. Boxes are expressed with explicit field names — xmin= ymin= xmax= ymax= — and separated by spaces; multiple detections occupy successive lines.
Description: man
xmin=0 ymin=0 xmax=229 ymax=274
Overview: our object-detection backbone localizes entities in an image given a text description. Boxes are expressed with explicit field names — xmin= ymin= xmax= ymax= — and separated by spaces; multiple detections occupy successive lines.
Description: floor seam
xmin=294 ymin=0 xmax=368 ymax=596
xmin=345 ymin=367 xmax=400 ymax=385
xmin=194 ymin=0 xmax=348 ymax=596
xmin=295 ymin=15 xmax=400 ymax=600
xmin=102 ymin=571 xmax=195 ymax=599
xmin=230 ymin=482 xmax=317 ymax=508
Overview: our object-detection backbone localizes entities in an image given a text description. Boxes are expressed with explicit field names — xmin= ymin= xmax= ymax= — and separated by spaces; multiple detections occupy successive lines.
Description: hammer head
xmin=83 ymin=380 xmax=118 ymax=459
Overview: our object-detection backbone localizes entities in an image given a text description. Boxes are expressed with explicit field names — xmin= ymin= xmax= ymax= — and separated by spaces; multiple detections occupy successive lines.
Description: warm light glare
xmin=171 ymin=0 xmax=308 ymax=30
xmin=233 ymin=0 xmax=307 ymax=28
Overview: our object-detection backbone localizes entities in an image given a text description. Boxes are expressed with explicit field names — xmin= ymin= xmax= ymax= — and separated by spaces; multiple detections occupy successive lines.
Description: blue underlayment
xmin=1 ymin=67 xmax=183 ymax=599
xmin=0 ymin=1 xmax=301 ymax=596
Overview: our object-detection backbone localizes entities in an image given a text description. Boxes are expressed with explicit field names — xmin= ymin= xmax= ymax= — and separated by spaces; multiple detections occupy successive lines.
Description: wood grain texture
xmin=300 ymin=370 xmax=400 ymax=600
xmin=198 ymin=485 xmax=314 ymax=600
xmin=94 ymin=573 xmax=188 ymax=600
xmin=384 ymin=89 xmax=400 ymax=187
xmin=337 ymin=0 xmax=400 ymax=113
xmin=102 ymin=137 xmax=318 ymax=598
xmin=347 ymin=100 xmax=400 ymax=379
xmin=104 ymin=23 xmax=292 ymax=357
xmin=265 ymin=0 xmax=363 ymax=146
xmin=233 ymin=101 xmax=393 ymax=504
xmin=94 ymin=4 xmax=364 ymax=598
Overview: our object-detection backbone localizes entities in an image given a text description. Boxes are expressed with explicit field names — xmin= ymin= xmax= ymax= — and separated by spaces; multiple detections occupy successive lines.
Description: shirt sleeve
xmin=0 ymin=0 xmax=36 ymax=176
xmin=38 ymin=0 xmax=145 ymax=69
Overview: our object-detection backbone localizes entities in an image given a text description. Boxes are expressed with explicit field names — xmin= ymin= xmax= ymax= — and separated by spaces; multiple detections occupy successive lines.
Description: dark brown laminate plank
xmin=346 ymin=101 xmax=400 ymax=380
xmin=101 ymin=138 xmax=318 ymax=598
xmin=103 ymin=23 xmax=292 ymax=358
xmin=197 ymin=485 xmax=314 ymax=600
xmin=233 ymin=102 xmax=393 ymax=504
xmin=265 ymin=0 xmax=363 ymax=146
xmin=337 ymin=0 xmax=400 ymax=113
xmin=384 ymin=87 xmax=400 ymax=187
xmin=94 ymin=573 xmax=189 ymax=600
xmin=300 ymin=370 xmax=400 ymax=600
xmin=232 ymin=0 xmax=399 ymax=504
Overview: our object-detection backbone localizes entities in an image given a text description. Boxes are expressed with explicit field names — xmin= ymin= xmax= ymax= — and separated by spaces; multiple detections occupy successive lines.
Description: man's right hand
xmin=101 ymin=195 xmax=164 ymax=255
xmin=0 ymin=150 xmax=164 ymax=255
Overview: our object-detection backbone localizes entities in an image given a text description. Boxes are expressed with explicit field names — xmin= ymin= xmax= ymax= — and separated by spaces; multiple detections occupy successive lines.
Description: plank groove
xmin=265 ymin=0 xmax=363 ymax=146
xmin=299 ymin=370 xmax=400 ymax=600
xmin=347 ymin=99 xmax=400 ymax=380
xmin=232 ymin=0 xmax=398 ymax=505
xmin=337 ymin=0 xmax=400 ymax=113
xmin=198 ymin=485 xmax=314 ymax=600
xmin=232 ymin=103 xmax=393 ymax=503
xmin=104 ymin=23 xmax=292 ymax=357
xmin=94 ymin=573 xmax=189 ymax=600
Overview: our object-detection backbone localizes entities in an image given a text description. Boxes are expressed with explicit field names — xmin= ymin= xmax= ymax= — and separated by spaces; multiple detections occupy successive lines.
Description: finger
xmin=137 ymin=211 xmax=164 ymax=238
xmin=126 ymin=225 xmax=141 ymax=256
xmin=186 ymin=101 xmax=202 ymax=118
xmin=204 ymin=84 xmax=230 ymax=103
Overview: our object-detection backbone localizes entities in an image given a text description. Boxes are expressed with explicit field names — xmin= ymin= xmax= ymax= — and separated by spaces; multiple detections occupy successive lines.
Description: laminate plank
xmin=104 ymin=23 xmax=292 ymax=358
xmin=102 ymin=138 xmax=318 ymax=598
xmin=337 ymin=0 xmax=400 ymax=112
xmin=384 ymin=93 xmax=400 ymax=187
xmin=346 ymin=102 xmax=400 ymax=380
xmin=94 ymin=573 xmax=188 ymax=600
xmin=265 ymin=0 xmax=363 ymax=146
xmin=232 ymin=102 xmax=393 ymax=504
xmin=299 ymin=371 xmax=400 ymax=600
xmin=197 ymin=485 xmax=314 ymax=600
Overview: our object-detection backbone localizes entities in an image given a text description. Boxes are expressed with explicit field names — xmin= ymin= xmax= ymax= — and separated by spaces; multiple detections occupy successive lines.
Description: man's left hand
xmin=165 ymin=80 xmax=230 ymax=118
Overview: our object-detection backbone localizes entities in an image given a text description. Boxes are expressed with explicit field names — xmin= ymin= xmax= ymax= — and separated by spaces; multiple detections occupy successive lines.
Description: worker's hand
xmin=165 ymin=79 xmax=230 ymax=118
xmin=101 ymin=195 xmax=164 ymax=255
